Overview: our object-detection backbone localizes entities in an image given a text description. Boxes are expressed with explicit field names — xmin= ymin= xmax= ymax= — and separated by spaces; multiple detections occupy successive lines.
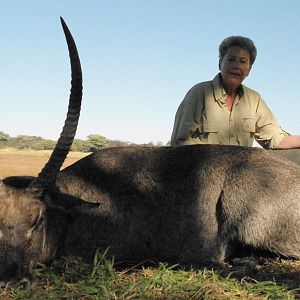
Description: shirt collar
xmin=212 ymin=73 xmax=244 ymax=103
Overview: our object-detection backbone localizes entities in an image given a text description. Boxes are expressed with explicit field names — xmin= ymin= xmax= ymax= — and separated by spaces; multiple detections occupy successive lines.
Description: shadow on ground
xmin=218 ymin=257 xmax=300 ymax=296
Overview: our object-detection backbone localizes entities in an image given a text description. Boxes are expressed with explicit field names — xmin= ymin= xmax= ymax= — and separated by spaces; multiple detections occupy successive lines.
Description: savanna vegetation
xmin=0 ymin=131 xmax=166 ymax=152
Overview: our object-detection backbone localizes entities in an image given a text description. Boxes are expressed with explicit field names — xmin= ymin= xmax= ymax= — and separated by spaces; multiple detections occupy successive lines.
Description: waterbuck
xmin=1 ymin=18 xmax=300 ymax=280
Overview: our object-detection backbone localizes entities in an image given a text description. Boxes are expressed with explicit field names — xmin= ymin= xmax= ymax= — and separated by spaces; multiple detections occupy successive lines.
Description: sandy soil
xmin=0 ymin=148 xmax=88 ymax=178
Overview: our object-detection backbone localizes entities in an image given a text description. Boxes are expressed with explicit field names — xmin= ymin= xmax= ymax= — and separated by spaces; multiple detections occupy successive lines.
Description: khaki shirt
xmin=171 ymin=74 xmax=288 ymax=149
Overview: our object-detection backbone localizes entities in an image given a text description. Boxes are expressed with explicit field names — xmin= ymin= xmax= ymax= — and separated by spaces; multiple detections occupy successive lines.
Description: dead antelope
xmin=1 ymin=18 xmax=300 ymax=280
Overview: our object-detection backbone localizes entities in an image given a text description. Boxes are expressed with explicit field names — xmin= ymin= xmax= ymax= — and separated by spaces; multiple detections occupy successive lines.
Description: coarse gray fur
xmin=1 ymin=19 xmax=300 ymax=280
xmin=58 ymin=145 xmax=300 ymax=263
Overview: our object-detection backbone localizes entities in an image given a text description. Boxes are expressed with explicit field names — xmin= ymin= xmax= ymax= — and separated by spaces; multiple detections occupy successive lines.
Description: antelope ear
xmin=3 ymin=176 xmax=36 ymax=189
xmin=43 ymin=190 xmax=100 ymax=215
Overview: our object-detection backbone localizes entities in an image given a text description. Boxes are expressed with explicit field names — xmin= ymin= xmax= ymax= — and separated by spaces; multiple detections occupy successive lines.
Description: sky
xmin=1 ymin=0 xmax=300 ymax=145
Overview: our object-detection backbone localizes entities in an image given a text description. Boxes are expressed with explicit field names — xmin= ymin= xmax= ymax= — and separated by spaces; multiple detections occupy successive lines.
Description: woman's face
xmin=219 ymin=46 xmax=251 ymax=91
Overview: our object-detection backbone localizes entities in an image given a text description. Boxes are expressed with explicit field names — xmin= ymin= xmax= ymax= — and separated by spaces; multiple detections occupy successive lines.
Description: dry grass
xmin=0 ymin=148 xmax=88 ymax=178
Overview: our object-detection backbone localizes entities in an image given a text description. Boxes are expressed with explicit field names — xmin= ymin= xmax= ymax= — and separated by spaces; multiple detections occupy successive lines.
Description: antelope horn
xmin=28 ymin=17 xmax=82 ymax=193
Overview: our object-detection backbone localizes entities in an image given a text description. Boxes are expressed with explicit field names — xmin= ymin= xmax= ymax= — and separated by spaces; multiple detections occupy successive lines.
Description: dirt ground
xmin=0 ymin=148 xmax=88 ymax=178
xmin=1 ymin=148 xmax=300 ymax=295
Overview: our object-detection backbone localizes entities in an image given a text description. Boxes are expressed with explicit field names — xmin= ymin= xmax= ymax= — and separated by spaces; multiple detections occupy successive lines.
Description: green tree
xmin=32 ymin=139 xmax=56 ymax=150
xmin=0 ymin=131 xmax=10 ymax=148
xmin=87 ymin=134 xmax=108 ymax=151
xmin=71 ymin=139 xmax=93 ymax=152
xmin=16 ymin=135 xmax=43 ymax=149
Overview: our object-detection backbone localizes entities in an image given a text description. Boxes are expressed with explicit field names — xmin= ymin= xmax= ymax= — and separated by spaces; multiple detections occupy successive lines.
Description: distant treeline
xmin=0 ymin=131 xmax=168 ymax=152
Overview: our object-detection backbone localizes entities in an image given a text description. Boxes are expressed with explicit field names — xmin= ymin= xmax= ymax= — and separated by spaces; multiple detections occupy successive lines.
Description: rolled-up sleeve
xmin=171 ymin=85 xmax=204 ymax=146
xmin=255 ymin=96 xmax=289 ymax=149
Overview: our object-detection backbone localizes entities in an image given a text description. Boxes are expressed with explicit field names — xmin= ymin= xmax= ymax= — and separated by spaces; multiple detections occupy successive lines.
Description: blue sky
xmin=1 ymin=0 xmax=300 ymax=144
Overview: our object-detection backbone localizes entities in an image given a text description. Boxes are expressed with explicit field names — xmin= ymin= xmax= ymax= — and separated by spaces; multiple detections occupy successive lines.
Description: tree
xmin=0 ymin=131 xmax=9 ymax=140
xmin=71 ymin=139 xmax=93 ymax=152
xmin=32 ymin=139 xmax=56 ymax=150
xmin=15 ymin=135 xmax=43 ymax=149
xmin=0 ymin=131 xmax=10 ymax=148
xmin=87 ymin=134 xmax=108 ymax=151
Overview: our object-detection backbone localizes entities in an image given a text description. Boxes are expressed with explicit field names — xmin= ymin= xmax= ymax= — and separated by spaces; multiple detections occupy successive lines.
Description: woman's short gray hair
xmin=219 ymin=36 xmax=257 ymax=65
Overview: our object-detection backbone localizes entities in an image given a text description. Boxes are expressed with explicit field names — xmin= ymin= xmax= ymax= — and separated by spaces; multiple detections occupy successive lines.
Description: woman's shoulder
xmin=242 ymin=84 xmax=262 ymax=98
xmin=188 ymin=79 xmax=213 ymax=93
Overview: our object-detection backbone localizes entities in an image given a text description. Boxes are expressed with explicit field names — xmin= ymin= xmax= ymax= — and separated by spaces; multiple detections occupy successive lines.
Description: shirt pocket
xmin=201 ymin=123 xmax=219 ymax=133
xmin=192 ymin=123 xmax=219 ymax=138
xmin=242 ymin=118 xmax=256 ymax=133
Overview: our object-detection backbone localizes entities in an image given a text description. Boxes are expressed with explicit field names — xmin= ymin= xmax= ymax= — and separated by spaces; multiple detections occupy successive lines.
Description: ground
xmin=0 ymin=148 xmax=88 ymax=178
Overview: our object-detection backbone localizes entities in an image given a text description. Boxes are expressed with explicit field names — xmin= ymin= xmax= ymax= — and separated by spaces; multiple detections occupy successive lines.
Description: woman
xmin=171 ymin=36 xmax=300 ymax=149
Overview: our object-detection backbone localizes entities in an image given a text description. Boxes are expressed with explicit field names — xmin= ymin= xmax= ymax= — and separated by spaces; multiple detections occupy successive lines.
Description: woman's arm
xmin=274 ymin=135 xmax=300 ymax=149
xmin=170 ymin=84 xmax=204 ymax=146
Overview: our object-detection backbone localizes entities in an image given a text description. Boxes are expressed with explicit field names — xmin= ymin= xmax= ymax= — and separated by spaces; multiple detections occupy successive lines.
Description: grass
xmin=1 ymin=251 xmax=298 ymax=300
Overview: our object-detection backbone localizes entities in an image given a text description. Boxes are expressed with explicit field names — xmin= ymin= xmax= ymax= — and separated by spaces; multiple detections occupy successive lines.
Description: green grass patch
xmin=1 ymin=251 xmax=298 ymax=299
